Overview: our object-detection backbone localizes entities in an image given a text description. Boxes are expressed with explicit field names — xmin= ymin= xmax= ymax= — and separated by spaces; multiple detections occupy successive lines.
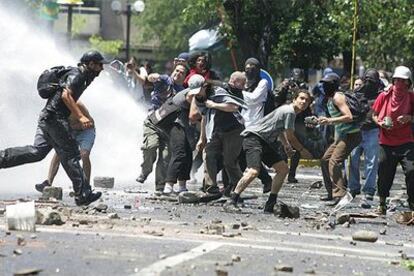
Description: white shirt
xmin=241 ymin=79 xmax=269 ymax=127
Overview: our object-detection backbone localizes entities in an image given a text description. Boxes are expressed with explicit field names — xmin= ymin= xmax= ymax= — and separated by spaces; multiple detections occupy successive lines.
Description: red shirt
xmin=372 ymin=89 xmax=414 ymax=146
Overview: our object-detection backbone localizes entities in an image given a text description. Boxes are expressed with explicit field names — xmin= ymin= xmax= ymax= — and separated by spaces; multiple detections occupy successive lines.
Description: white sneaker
xmin=163 ymin=183 xmax=173 ymax=194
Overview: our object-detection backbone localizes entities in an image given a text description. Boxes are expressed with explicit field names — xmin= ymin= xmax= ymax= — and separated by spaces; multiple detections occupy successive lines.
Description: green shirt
xmin=327 ymin=93 xmax=360 ymax=139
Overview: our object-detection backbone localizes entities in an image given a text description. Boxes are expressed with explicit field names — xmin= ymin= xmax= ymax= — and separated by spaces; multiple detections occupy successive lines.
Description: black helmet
xmin=80 ymin=50 xmax=110 ymax=64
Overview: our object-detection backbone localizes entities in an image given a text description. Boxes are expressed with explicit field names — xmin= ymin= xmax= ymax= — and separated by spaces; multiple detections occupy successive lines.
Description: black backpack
xmin=337 ymin=91 xmax=370 ymax=123
xmin=37 ymin=66 xmax=72 ymax=99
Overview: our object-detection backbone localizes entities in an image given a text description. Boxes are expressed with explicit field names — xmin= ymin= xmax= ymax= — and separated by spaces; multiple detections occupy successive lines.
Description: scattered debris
xmin=310 ymin=180 xmax=323 ymax=189
xmin=274 ymin=265 xmax=293 ymax=272
xmin=94 ymin=204 xmax=108 ymax=212
xmin=124 ymin=205 xmax=132 ymax=209
xmin=143 ymin=230 xmax=164 ymax=237
xmin=278 ymin=203 xmax=300 ymax=219
xmin=231 ymin=255 xmax=241 ymax=262
xmin=107 ymin=213 xmax=119 ymax=219
xmin=379 ymin=228 xmax=387 ymax=235
xmin=0 ymin=207 xmax=6 ymax=215
xmin=352 ymin=230 xmax=378 ymax=243
xmin=6 ymin=201 xmax=36 ymax=232
xmin=178 ymin=191 xmax=222 ymax=204
xmin=396 ymin=211 xmax=414 ymax=225
xmin=16 ymin=235 xmax=26 ymax=246
xmin=13 ymin=268 xmax=43 ymax=275
xmin=215 ymin=268 xmax=228 ymax=276
xmin=13 ymin=249 xmax=23 ymax=255
xmin=94 ymin=176 xmax=115 ymax=189
xmin=222 ymin=233 xmax=235 ymax=238
xmin=36 ymin=209 xmax=64 ymax=226
xmin=41 ymin=187 xmax=62 ymax=200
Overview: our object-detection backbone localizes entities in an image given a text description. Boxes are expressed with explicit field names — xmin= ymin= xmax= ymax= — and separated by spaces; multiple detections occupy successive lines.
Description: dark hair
xmin=188 ymin=51 xmax=212 ymax=70
xmin=293 ymin=89 xmax=312 ymax=101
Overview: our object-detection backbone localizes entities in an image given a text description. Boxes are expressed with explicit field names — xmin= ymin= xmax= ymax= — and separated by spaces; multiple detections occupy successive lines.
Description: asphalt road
xmin=1 ymin=167 xmax=413 ymax=275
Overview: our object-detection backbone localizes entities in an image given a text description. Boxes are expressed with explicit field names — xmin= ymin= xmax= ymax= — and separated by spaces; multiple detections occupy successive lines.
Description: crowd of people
xmin=0 ymin=49 xmax=413 ymax=216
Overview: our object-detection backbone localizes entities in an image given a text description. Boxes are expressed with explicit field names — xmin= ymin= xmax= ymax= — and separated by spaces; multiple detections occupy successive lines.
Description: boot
xmin=35 ymin=180 xmax=51 ymax=193
xmin=264 ymin=193 xmax=277 ymax=213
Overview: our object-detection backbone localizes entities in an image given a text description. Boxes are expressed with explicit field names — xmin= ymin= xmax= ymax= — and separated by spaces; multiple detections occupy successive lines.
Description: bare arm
xmin=147 ymin=73 xmax=160 ymax=83
xmin=285 ymin=129 xmax=313 ymax=159
xmin=132 ymin=66 xmax=148 ymax=85
xmin=196 ymin=115 xmax=207 ymax=152
xmin=62 ymin=88 xmax=91 ymax=129
xmin=319 ymin=93 xmax=353 ymax=125
xmin=205 ymin=100 xmax=239 ymax=112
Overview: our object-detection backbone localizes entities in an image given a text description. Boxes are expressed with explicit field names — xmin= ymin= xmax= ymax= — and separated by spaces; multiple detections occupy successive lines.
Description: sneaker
xmin=35 ymin=180 xmax=51 ymax=193
xmin=364 ymin=194 xmax=374 ymax=201
xmin=360 ymin=199 xmax=372 ymax=209
xmin=187 ymin=178 xmax=197 ymax=184
xmin=262 ymin=182 xmax=271 ymax=194
xmin=135 ymin=174 xmax=146 ymax=183
xmin=75 ymin=191 xmax=102 ymax=206
xmin=163 ymin=183 xmax=173 ymax=195
xmin=350 ymin=190 xmax=360 ymax=198
xmin=287 ymin=177 xmax=298 ymax=184
xmin=319 ymin=195 xmax=333 ymax=201
xmin=223 ymin=200 xmax=241 ymax=213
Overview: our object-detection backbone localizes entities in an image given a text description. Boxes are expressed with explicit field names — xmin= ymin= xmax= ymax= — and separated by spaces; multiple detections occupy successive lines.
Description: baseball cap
xmin=187 ymin=74 xmax=205 ymax=95
xmin=177 ymin=52 xmax=189 ymax=61
xmin=80 ymin=50 xmax=111 ymax=64
xmin=320 ymin=72 xmax=340 ymax=83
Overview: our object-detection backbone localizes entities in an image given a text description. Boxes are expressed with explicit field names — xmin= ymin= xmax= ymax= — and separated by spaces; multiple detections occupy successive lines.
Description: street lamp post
xmin=111 ymin=0 xmax=145 ymax=61
xmin=57 ymin=0 xmax=84 ymax=44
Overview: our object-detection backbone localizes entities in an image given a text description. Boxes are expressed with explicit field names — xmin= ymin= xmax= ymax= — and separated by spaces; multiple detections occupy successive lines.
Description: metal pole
xmin=67 ymin=4 xmax=73 ymax=42
xmin=125 ymin=3 xmax=131 ymax=61
xmin=350 ymin=0 xmax=359 ymax=88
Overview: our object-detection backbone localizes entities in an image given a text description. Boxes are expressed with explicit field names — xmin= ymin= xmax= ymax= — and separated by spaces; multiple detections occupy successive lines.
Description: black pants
xmin=377 ymin=143 xmax=414 ymax=203
xmin=239 ymin=150 xmax=272 ymax=185
xmin=165 ymin=125 xmax=192 ymax=183
xmin=0 ymin=115 xmax=89 ymax=196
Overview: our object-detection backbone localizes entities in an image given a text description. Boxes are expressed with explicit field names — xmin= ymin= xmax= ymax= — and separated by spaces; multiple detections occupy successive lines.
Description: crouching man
xmin=224 ymin=90 xmax=312 ymax=213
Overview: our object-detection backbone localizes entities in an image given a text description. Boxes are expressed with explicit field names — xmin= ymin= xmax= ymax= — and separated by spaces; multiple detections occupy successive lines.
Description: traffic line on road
xmin=5 ymin=225 xmax=406 ymax=264
xmin=133 ymin=242 xmax=222 ymax=276
xmin=259 ymin=229 xmax=414 ymax=248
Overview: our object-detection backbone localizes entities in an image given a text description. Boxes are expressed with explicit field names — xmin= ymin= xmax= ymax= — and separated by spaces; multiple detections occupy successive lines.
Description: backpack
xmin=263 ymin=89 xmax=276 ymax=115
xmin=37 ymin=66 xmax=72 ymax=99
xmin=337 ymin=91 xmax=370 ymax=123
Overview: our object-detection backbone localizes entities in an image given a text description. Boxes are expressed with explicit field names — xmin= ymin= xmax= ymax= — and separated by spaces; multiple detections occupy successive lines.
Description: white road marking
xmin=134 ymin=242 xmax=222 ymax=276
xmin=1 ymin=225 xmax=407 ymax=264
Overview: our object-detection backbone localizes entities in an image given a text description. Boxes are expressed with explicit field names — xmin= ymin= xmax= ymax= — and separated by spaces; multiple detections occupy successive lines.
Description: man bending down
xmin=224 ymin=90 xmax=312 ymax=213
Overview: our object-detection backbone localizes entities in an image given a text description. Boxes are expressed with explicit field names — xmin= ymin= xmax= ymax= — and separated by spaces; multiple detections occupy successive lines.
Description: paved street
xmin=1 ymin=167 xmax=413 ymax=275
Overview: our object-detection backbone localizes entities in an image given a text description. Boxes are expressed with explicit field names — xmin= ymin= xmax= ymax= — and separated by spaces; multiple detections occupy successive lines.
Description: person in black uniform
xmin=0 ymin=50 xmax=107 ymax=206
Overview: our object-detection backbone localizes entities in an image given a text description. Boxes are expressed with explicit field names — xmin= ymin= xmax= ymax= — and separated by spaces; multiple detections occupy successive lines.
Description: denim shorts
xmin=72 ymin=128 xmax=96 ymax=152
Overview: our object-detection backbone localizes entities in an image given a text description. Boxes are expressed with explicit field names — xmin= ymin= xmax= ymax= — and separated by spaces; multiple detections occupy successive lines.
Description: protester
xmin=224 ymin=90 xmax=312 ymax=213
xmin=35 ymin=101 xmax=96 ymax=192
xmin=162 ymin=75 xmax=201 ymax=194
xmin=348 ymin=70 xmax=382 ymax=207
xmin=0 ymin=50 xmax=106 ymax=205
xmin=136 ymin=64 xmax=187 ymax=191
xmin=239 ymin=57 xmax=273 ymax=193
xmin=318 ymin=74 xmax=362 ymax=204
xmin=124 ymin=56 xmax=148 ymax=103
xmin=183 ymin=51 xmax=219 ymax=87
xmin=372 ymin=66 xmax=414 ymax=215
xmin=196 ymin=72 xmax=246 ymax=195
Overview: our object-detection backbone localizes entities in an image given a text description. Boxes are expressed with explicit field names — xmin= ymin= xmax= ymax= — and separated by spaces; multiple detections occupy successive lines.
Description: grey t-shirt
xmin=241 ymin=104 xmax=296 ymax=144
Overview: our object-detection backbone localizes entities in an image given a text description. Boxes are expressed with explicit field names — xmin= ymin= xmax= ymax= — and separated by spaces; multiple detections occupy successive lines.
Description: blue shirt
xmin=150 ymin=75 xmax=184 ymax=111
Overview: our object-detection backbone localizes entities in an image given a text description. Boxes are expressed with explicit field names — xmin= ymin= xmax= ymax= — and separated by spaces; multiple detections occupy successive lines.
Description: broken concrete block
xmin=352 ymin=230 xmax=378 ymax=243
xmin=41 ymin=187 xmax=62 ymax=200
xmin=36 ymin=209 xmax=64 ymax=226
xmin=6 ymin=201 xmax=36 ymax=232
xmin=94 ymin=177 xmax=115 ymax=189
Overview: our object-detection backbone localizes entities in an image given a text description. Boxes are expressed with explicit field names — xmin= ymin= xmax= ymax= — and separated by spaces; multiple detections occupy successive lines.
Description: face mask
xmin=394 ymin=81 xmax=408 ymax=90
xmin=323 ymin=82 xmax=337 ymax=96
xmin=245 ymin=67 xmax=259 ymax=80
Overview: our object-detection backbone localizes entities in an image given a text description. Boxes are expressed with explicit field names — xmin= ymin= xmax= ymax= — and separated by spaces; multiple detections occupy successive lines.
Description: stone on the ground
xmin=231 ymin=254 xmax=241 ymax=262
xmin=279 ymin=204 xmax=300 ymax=219
xmin=352 ymin=230 xmax=378 ymax=243
xmin=94 ymin=204 xmax=108 ymax=212
xmin=16 ymin=235 xmax=26 ymax=246
xmin=274 ymin=265 xmax=293 ymax=272
xmin=41 ymin=187 xmax=62 ymax=200
xmin=94 ymin=177 xmax=115 ymax=189
xmin=215 ymin=268 xmax=228 ymax=276
xmin=36 ymin=209 xmax=64 ymax=225
xmin=13 ymin=268 xmax=43 ymax=275
xmin=336 ymin=214 xmax=350 ymax=225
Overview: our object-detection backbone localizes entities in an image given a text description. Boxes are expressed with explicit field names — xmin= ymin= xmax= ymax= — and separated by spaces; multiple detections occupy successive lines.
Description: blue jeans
xmin=348 ymin=128 xmax=379 ymax=196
